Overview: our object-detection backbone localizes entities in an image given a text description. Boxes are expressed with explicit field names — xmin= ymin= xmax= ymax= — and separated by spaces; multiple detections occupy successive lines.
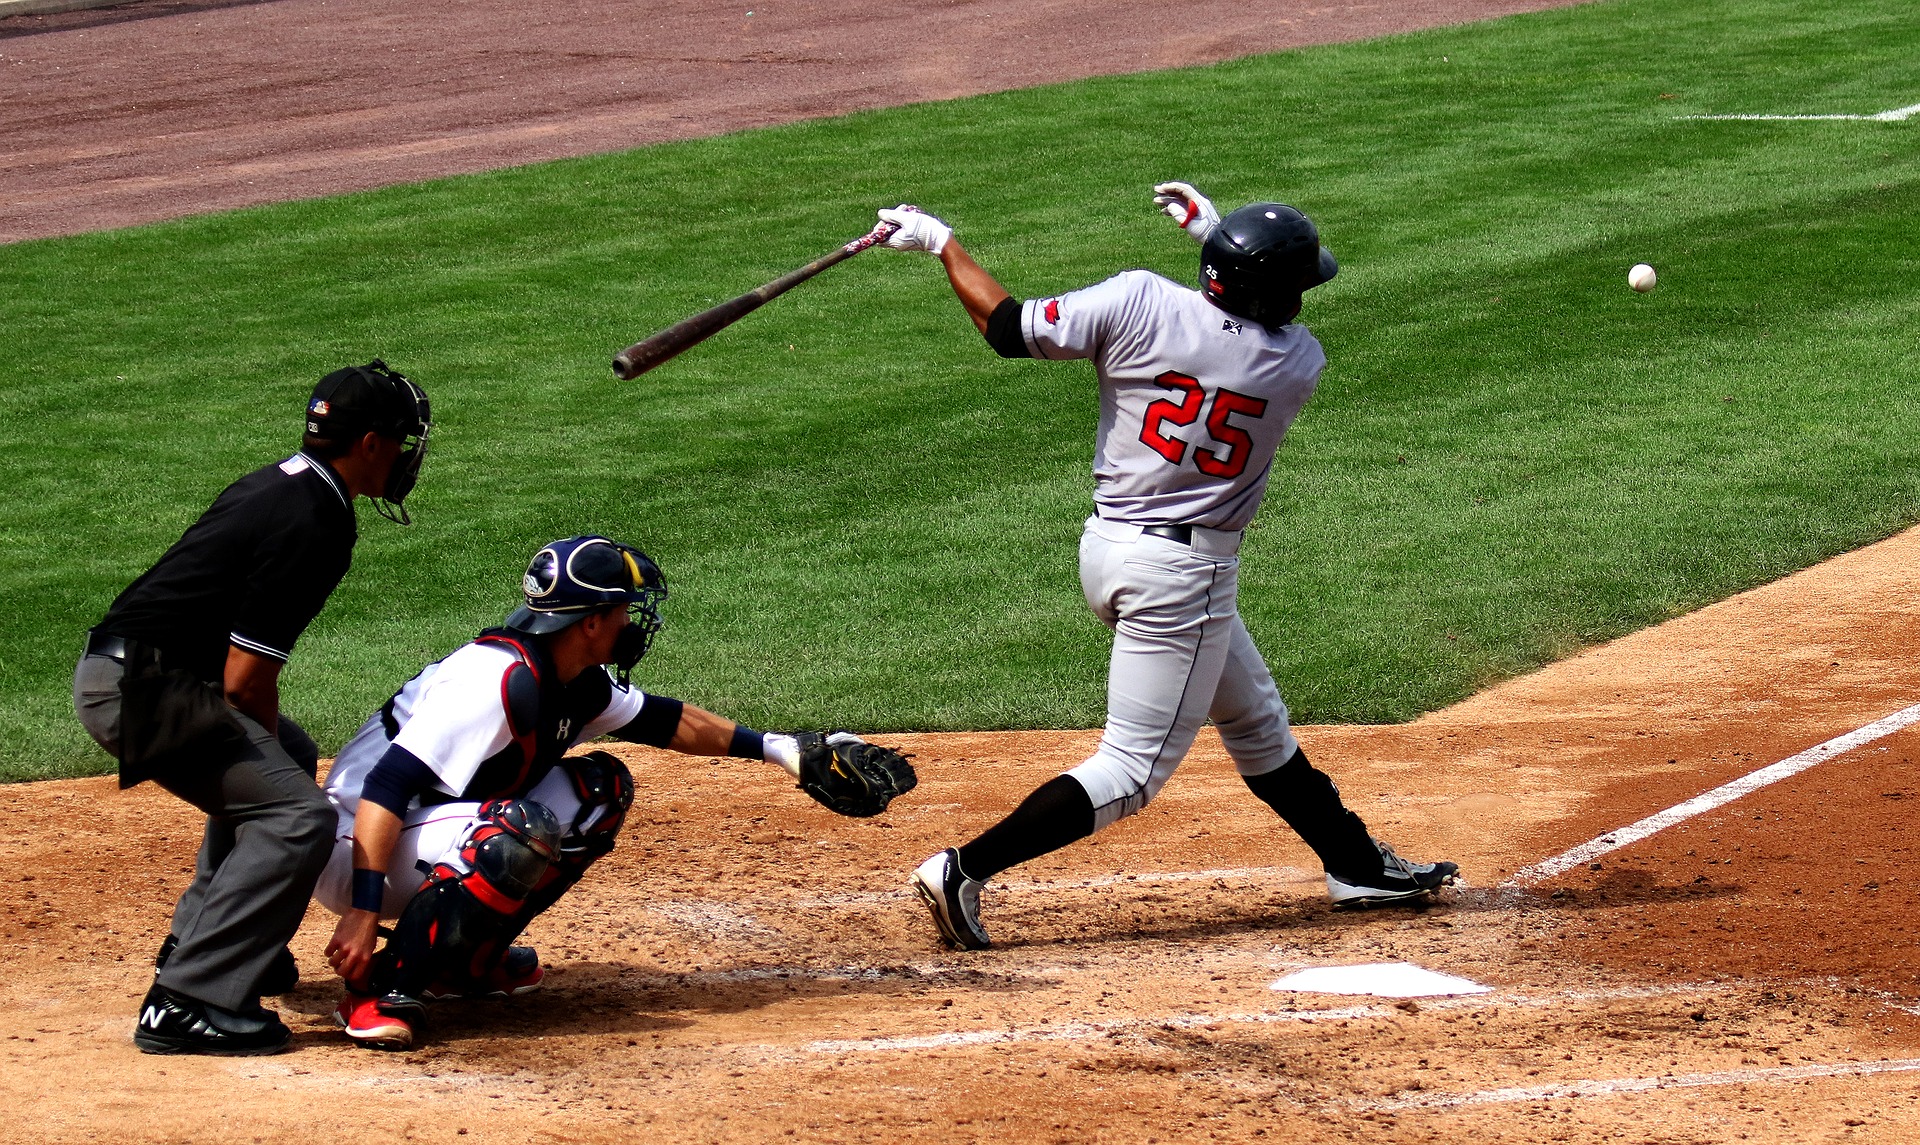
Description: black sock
xmin=1242 ymin=748 xmax=1381 ymax=878
xmin=956 ymin=774 xmax=1096 ymax=882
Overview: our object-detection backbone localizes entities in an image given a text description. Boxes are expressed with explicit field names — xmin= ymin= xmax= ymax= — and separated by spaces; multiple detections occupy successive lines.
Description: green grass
xmin=4 ymin=0 xmax=1918 ymax=781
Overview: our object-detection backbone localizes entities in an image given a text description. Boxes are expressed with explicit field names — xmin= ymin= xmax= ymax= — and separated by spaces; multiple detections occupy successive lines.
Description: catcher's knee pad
xmin=556 ymin=750 xmax=634 ymax=863
xmin=377 ymin=799 xmax=561 ymax=996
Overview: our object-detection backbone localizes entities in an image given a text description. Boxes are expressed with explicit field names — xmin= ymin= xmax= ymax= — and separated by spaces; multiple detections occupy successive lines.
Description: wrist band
xmin=728 ymin=725 xmax=766 ymax=761
xmin=351 ymin=868 xmax=385 ymax=913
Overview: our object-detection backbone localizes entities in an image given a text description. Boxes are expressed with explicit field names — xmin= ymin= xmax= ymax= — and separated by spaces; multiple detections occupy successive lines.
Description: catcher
xmin=314 ymin=534 xmax=915 ymax=1049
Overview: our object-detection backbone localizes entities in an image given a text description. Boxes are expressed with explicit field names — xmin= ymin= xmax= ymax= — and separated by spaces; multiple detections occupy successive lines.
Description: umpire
xmin=73 ymin=361 xmax=430 ymax=1055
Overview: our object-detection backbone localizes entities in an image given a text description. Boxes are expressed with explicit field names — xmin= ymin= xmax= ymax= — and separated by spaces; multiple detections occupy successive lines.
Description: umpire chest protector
xmin=439 ymin=629 xmax=615 ymax=803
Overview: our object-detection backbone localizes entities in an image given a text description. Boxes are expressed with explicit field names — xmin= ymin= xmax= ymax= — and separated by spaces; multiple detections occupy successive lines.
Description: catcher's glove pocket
xmin=795 ymin=731 xmax=917 ymax=818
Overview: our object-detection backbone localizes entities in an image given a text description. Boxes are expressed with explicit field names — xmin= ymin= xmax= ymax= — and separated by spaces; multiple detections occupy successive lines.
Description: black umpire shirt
xmin=96 ymin=453 xmax=358 ymax=683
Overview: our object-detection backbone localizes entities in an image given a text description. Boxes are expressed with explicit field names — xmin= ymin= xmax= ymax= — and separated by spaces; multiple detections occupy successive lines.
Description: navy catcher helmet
xmin=1199 ymin=203 xmax=1338 ymax=328
xmin=505 ymin=536 xmax=668 ymax=685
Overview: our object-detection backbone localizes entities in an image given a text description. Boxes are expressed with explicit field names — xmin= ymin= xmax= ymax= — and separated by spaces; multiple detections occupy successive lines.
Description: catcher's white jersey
xmin=324 ymin=641 xmax=644 ymax=828
xmin=1020 ymin=270 xmax=1324 ymax=531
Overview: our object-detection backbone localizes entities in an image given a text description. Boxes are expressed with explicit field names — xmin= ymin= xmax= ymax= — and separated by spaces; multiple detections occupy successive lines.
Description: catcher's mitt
xmin=795 ymin=731 xmax=916 ymax=818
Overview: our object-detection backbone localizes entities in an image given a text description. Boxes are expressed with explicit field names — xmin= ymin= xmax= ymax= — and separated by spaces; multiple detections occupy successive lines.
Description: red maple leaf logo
xmin=1044 ymin=299 xmax=1061 ymax=325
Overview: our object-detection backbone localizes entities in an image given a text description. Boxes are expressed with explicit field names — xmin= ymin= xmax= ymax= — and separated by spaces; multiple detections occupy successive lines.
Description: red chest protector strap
xmin=475 ymin=634 xmax=543 ymax=775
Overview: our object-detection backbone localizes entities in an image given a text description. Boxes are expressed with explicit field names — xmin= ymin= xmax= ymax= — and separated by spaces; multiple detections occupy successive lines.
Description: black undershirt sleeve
xmin=984 ymin=296 xmax=1032 ymax=359
xmin=613 ymin=694 xmax=685 ymax=749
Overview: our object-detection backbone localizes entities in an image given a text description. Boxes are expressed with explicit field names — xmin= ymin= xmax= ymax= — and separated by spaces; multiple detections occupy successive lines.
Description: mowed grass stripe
xmin=2 ymin=0 xmax=1917 ymax=779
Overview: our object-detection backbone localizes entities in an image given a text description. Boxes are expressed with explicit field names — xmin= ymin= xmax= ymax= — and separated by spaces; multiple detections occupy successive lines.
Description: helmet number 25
xmin=1138 ymin=372 xmax=1270 ymax=480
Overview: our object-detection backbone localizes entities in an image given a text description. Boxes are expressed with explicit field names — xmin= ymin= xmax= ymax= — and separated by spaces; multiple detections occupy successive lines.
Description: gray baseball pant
xmin=73 ymin=653 xmax=334 ymax=1012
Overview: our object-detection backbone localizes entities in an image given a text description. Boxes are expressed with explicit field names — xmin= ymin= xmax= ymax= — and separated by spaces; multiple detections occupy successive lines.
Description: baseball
xmin=1628 ymin=263 xmax=1657 ymax=292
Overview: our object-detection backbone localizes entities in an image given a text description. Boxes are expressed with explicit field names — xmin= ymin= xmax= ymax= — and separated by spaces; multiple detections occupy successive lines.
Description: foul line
xmin=1678 ymin=100 xmax=1920 ymax=122
xmin=1510 ymin=702 xmax=1920 ymax=886
xmin=1364 ymin=1057 xmax=1920 ymax=1112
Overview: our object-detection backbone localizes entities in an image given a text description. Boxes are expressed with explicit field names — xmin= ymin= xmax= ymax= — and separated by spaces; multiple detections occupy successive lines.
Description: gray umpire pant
xmin=73 ymin=653 xmax=335 ymax=1012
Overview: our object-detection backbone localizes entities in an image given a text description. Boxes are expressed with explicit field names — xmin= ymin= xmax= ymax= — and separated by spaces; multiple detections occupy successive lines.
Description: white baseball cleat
xmin=911 ymin=848 xmax=991 ymax=950
xmin=1326 ymin=839 xmax=1459 ymax=907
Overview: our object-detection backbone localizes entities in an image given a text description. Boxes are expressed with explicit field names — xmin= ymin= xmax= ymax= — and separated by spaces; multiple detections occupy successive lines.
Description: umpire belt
xmin=84 ymin=629 xmax=135 ymax=662
xmin=1089 ymin=516 xmax=1243 ymax=558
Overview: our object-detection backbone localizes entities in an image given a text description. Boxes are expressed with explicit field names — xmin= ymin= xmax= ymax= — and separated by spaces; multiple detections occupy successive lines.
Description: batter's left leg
xmin=1210 ymin=617 xmax=1457 ymax=905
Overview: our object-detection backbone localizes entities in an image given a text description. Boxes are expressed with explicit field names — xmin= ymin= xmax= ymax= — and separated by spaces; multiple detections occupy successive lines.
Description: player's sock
xmin=956 ymin=775 xmax=1096 ymax=882
xmin=1242 ymin=748 xmax=1382 ymax=877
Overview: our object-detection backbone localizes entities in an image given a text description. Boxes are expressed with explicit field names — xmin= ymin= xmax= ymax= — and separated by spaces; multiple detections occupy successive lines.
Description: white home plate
xmin=1270 ymin=962 xmax=1492 ymax=998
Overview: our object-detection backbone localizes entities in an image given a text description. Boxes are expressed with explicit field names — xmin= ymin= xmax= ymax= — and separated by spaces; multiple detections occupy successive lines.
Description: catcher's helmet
xmin=1199 ymin=203 xmax=1338 ymax=328
xmin=506 ymin=536 xmax=668 ymax=686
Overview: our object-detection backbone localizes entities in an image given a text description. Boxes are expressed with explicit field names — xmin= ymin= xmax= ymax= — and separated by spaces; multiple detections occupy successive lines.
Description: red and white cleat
xmin=333 ymin=993 xmax=414 ymax=1050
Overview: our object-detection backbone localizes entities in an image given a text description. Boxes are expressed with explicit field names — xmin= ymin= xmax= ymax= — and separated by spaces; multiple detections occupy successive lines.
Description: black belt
xmin=84 ymin=629 xmax=134 ymax=661
xmin=1142 ymin=524 xmax=1193 ymax=545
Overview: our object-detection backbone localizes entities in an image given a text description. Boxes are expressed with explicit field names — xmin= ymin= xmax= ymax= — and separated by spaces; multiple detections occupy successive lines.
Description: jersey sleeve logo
xmin=1221 ymin=319 xmax=1242 ymax=335
xmin=1044 ymin=299 xmax=1061 ymax=325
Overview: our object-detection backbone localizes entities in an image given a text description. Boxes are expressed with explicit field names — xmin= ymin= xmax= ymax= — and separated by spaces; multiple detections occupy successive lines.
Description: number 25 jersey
xmin=1019 ymin=270 xmax=1326 ymax=532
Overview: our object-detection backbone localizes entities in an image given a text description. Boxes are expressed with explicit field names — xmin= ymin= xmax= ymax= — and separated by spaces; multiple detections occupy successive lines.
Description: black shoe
xmin=1326 ymin=839 xmax=1459 ymax=907
xmin=134 ymin=984 xmax=291 ymax=1056
xmin=156 ymin=935 xmax=298 ymax=995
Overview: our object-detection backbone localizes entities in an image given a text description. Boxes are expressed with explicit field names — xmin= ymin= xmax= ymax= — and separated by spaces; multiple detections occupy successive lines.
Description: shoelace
xmin=1375 ymin=839 xmax=1417 ymax=877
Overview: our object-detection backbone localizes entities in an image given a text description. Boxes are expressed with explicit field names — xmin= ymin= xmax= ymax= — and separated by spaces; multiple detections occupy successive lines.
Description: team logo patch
xmin=1222 ymin=319 xmax=1243 ymax=335
xmin=309 ymin=399 xmax=331 ymax=416
xmin=1044 ymin=299 xmax=1061 ymax=325
xmin=524 ymin=549 xmax=560 ymax=598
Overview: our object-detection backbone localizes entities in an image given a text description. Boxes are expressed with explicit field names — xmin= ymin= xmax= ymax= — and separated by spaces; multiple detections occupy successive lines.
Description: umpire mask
xmin=308 ymin=360 xmax=433 ymax=525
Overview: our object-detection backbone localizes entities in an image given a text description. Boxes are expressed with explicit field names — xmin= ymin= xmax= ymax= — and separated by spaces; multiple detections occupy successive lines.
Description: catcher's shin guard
xmin=499 ymin=752 xmax=636 ymax=937
xmin=375 ymin=798 xmax=561 ymax=1005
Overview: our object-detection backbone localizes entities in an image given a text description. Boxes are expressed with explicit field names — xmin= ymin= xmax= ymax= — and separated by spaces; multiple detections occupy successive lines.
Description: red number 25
xmin=1138 ymin=371 xmax=1270 ymax=479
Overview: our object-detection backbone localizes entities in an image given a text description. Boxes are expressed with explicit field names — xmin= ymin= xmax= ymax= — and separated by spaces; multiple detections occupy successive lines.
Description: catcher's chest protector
xmin=459 ymin=631 xmax=617 ymax=803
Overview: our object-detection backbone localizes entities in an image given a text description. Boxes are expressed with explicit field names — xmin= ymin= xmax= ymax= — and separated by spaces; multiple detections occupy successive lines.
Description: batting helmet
xmin=1199 ymin=203 xmax=1338 ymax=328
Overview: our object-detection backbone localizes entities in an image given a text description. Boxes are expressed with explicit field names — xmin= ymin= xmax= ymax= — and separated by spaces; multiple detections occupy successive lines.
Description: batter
xmin=879 ymin=185 xmax=1458 ymax=949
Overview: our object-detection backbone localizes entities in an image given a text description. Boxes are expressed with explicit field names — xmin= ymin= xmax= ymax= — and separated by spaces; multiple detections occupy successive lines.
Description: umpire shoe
xmin=134 ymin=984 xmax=291 ymax=1056
xmin=155 ymin=934 xmax=298 ymax=995
xmin=911 ymin=849 xmax=990 ymax=950
xmin=1326 ymin=839 xmax=1459 ymax=908
xmin=333 ymin=993 xmax=415 ymax=1051
xmin=422 ymin=946 xmax=545 ymax=1001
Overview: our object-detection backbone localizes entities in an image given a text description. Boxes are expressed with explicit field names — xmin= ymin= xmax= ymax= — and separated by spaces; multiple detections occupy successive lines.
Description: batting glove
xmin=1152 ymin=181 xmax=1220 ymax=243
xmin=877 ymin=205 xmax=952 ymax=255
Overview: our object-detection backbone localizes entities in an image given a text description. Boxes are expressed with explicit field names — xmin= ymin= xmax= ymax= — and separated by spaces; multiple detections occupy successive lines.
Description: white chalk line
xmin=1509 ymin=702 xmax=1920 ymax=886
xmin=1362 ymin=1056 xmax=1920 ymax=1112
xmin=797 ymin=979 xmax=1735 ymax=1054
xmin=1679 ymin=100 xmax=1920 ymax=122
xmin=712 ymin=865 xmax=1317 ymax=910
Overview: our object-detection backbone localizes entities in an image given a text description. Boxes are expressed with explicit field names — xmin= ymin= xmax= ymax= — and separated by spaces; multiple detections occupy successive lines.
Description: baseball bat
xmin=611 ymin=220 xmax=901 ymax=380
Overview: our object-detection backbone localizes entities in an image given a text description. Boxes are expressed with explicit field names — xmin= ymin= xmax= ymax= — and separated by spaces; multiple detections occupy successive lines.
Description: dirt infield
xmin=4 ymin=524 xmax=1917 ymax=1143
xmin=0 ymin=0 xmax=1591 ymax=243
xmin=9 ymin=1 xmax=1920 ymax=1141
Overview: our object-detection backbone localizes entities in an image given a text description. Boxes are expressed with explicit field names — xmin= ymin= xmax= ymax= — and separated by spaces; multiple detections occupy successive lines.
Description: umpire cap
xmin=306 ymin=360 xmax=430 ymax=441
xmin=505 ymin=535 xmax=667 ymax=636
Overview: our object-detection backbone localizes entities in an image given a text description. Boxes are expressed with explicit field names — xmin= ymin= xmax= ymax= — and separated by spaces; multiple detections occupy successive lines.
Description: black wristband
xmin=728 ymin=725 xmax=766 ymax=761
xmin=351 ymin=868 xmax=385 ymax=913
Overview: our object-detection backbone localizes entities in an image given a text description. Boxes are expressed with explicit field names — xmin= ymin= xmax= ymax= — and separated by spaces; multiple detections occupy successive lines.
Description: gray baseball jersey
xmin=1019 ymin=270 xmax=1325 ymax=530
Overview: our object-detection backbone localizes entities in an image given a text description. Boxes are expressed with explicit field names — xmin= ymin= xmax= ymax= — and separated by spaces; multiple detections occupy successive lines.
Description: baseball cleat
xmin=1326 ymin=839 xmax=1459 ymax=907
xmin=422 ymin=946 xmax=545 ymax=1001
xmin=134 ymin=984 xmax=291 ymax=1056
xmin=333 ymin=992 xmax=415 ymax=1050
xmin=911 ymin=848 xmax=991 ymax=950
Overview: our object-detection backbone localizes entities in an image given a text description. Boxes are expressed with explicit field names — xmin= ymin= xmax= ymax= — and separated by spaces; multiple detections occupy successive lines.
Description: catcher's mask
xmin=505 ymin=535 xmax=667 ymax=686
xmin=307 ymin=359 xmax=432 ymax=525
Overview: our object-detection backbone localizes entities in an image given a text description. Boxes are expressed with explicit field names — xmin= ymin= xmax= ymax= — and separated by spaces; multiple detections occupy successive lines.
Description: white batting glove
xmin=763 ymin=732 xmax=803 ymax=780
xmin=1152 ymin=181 xmax=1220 ymax=243
xmin=877 ymin=205 xmax=952 ymax=255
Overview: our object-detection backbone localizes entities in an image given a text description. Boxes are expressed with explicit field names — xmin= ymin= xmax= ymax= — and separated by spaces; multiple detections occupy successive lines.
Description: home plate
xmin=1270 ymin=962 xmax=1492 ymax=998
